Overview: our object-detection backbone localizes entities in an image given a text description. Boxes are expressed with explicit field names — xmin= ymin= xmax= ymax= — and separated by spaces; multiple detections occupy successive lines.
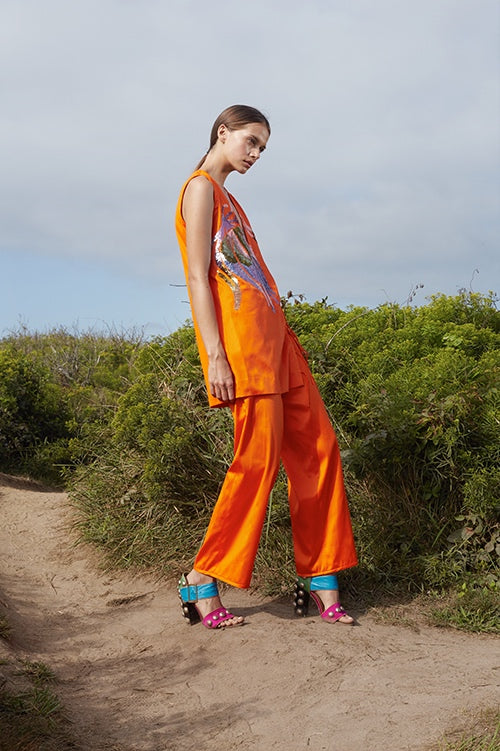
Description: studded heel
xmin=294 ymin=575 xmax=354 ymax=625
xmin=177 ymin=573 xmax=243 ymax=629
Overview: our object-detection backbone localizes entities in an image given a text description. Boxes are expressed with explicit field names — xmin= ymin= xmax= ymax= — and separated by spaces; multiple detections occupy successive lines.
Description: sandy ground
xmin=0 ymin=473 xmax=498 ymax=751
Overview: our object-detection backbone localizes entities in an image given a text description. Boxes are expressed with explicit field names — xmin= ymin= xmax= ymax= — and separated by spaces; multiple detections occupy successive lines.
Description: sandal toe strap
xmin=202 ymin=608 xmax=237 ymax=629
xmin=321 ymin=602 xmax=349 ymax=622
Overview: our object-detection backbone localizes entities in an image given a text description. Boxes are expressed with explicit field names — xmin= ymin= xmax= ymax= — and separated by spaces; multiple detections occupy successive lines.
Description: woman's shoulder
xmin=179 ymin=172 xmax=215 ymax=222
xmin=184 ymin=171 xmax=212 ymax=191
xmin=182 ymin=171 xmax=216 ymax=201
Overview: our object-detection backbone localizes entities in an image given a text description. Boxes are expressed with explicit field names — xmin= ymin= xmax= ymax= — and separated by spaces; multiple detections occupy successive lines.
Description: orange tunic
xmin=175 ymin=170 xmax=305 ymax=407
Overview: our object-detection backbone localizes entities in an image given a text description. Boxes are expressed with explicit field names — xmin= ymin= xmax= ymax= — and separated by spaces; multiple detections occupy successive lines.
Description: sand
xmin=0 ymin=473 xmax=498 ymax=750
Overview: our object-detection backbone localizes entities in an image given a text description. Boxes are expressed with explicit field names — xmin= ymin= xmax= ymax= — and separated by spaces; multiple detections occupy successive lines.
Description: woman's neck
xmin=199 ymin=152 xmax=233 ymax=187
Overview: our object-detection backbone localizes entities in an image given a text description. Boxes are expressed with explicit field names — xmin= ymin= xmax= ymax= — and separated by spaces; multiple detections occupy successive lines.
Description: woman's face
xmin=219 ymin=122 xmax=270 ymax=174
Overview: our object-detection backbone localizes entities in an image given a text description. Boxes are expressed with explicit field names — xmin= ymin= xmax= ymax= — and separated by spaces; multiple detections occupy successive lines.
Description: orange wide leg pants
xmin=194 ymin=368 xmax=358 ymax=588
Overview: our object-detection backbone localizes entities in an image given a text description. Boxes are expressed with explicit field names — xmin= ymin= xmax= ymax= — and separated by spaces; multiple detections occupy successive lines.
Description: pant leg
xmin=194 ymin=394 xmax=283 ymax=588
xmin=280 ymin=370 xmax=358 ymax=577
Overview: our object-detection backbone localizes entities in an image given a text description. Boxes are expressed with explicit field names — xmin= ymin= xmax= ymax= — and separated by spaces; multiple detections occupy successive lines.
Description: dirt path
xmin=0 ymin=474 xmax=498 ymax=751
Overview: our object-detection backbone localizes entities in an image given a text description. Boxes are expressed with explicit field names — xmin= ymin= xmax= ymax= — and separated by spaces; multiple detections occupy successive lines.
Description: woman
xmin=175 ymin=105 xmax=357 ymax=629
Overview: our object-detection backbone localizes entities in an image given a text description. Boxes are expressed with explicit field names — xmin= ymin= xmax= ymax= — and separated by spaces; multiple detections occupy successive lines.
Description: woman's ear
xmin=218 ymin=124 xmax=227 ymax=143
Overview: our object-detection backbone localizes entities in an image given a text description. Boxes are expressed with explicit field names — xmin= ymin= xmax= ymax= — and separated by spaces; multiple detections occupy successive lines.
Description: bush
xmin=69 ymin=325 xmax=235 ymax=569
xmin=280 ymin=292 xmax=500 ymax=590
xmin=0 ymin=348 xmax=70 ymax=482
xmin=2 ymin=294 xmax=498 ymax=597
xmin=0 ymin=326 xmax=143 ymax=483
xmin=67 ymin=292 xmax=500 ymax=595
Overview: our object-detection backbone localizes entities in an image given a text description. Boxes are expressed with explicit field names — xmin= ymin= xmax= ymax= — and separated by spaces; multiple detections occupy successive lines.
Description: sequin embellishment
xmin=214 ymin=202 xmax=279 ymax=311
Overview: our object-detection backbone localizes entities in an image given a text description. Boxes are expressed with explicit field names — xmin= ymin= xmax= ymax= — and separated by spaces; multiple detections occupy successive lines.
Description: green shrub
xmin=3 ymin=294 xmax=498 ymax=599
xmin=67 ymin=292 xmax=499 ymax=596
xmin=69 ymin=325 xmax=235 ymax=570
xmin=0 ymin=326 xmax=143 ymax=483
xmin=0 ymin=348 xmax=70 ymax=480
xmin=286 ymin=291 xmax=499 ymax=590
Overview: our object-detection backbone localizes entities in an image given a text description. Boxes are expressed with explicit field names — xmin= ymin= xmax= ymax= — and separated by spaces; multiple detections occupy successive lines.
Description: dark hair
xmin=195 ymin=105 xmax=271 ymax=170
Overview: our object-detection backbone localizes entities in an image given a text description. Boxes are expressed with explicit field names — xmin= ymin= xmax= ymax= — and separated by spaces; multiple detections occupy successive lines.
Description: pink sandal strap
xmin=202 ymin=607 xmax=238 ymax=629
xmin=321 ymin=602 xmax=350 ymax=623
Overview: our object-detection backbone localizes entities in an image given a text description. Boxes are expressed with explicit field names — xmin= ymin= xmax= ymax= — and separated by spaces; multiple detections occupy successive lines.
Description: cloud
xmin=1 ymin=0 xmax=498 ymax=332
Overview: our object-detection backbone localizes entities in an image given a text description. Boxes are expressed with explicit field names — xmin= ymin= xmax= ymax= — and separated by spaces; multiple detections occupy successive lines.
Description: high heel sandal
xmin=294 ymin=575 xmax=354 ymax=624
xmin=177 ymin=573 xmax=243 ymax=629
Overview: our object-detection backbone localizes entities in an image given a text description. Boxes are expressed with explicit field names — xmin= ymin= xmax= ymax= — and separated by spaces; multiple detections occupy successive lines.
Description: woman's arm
xmin=183 ymin=176 xmax=235 ymax=402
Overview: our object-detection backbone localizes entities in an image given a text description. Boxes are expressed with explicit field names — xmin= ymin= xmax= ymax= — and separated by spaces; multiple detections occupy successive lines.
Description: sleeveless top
xmin=175 ymin=170 xmax=306 ymax=407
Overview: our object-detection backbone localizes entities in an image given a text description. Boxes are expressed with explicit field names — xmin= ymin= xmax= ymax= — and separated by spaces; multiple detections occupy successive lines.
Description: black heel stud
xmin=294 ymin=580 xmax=310 ymax=617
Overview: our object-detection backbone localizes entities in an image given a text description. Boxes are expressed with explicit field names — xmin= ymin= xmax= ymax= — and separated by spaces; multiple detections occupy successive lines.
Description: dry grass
xmin=429 ymin=708 xmax=500 ymax=751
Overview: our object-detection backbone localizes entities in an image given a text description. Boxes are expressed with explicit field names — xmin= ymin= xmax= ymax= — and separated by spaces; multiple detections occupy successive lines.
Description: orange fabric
xmin=176 ymin=170 xmax=357 ymax=586
xmin=194 ymin=363 xmax=358 ymax=588
xmin=175 ymin=170 xmax=304 ymax=407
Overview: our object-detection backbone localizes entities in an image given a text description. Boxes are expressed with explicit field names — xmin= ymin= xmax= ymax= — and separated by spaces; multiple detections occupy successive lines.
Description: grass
xmin=0 ymin=686 xmax=71 ymax=751
xmin=429 ymin=585 xmax=500 ymax=635
xmin=0 ymin=657 xmax=76 ymax=751
xmin=2 ymin=296 xmax=499 ymax=614
xmin=16 ymin=660 xmax=57 ymax=686
xmin=370 ymin=602 xmax=423 ymax=631
xmin=364 ymin=581 xmax=500 ymax=636
xmin=0 ymin=616 xmax=11 ymax=641
xmin=431 ymin=709 xmax=500 ymax=751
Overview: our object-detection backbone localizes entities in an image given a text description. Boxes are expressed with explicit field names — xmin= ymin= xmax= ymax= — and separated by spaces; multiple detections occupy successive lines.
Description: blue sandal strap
xmin=310 ymin=574 xmax=339 ymax=590
xmin=179 ymin=581 xmax=218 ymax=603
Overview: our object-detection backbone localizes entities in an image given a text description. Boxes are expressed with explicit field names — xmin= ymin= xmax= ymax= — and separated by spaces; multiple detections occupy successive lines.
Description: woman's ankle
xmin=188 ymin=569 xmax=214 ymax=585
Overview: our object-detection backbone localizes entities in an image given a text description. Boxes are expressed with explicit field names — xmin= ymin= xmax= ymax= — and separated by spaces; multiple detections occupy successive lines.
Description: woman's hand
xmin=208 ymin=352 xmax=235 ymax=402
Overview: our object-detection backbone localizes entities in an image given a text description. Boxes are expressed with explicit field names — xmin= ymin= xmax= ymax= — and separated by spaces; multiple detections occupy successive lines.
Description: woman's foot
xmin=294 ymin=577 xmax=354 ymax=624
xmin=183 ymin=569 xmax=244 ymax=628
xmin=312 ymin=588 xmax=354 ymax=624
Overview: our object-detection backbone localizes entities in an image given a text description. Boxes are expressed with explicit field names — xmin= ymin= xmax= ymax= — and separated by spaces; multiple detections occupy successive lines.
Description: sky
xmin=1 ymin=0 xmax=499 ymax=339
